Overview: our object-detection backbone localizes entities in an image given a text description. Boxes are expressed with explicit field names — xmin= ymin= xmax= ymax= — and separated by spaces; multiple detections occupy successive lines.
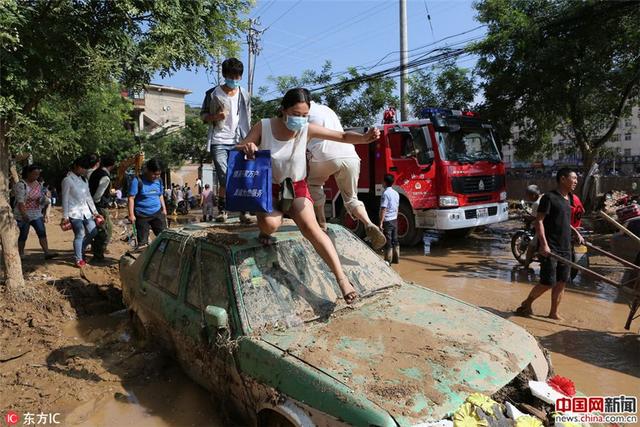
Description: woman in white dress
xmin=237 ymin=88 xmax=379 ymax=304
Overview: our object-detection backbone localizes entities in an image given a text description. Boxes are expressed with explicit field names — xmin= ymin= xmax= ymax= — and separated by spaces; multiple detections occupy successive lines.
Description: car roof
xmin=163 ymin=218 xmax=329 ymax=252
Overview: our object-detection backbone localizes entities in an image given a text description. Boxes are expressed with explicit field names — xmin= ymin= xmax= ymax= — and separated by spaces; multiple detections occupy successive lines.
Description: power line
xmin=258 ymin=30 xmax=484 ymax=99
xmin=259 ymin=45 xmax=473 ymax=103
xmin=264 ymin=0 xmax=303 ymax=30
xmin=264 ymin=1 xmax=396 ymax=66
xmin=252 ymin=0 xmax=276 ymax=18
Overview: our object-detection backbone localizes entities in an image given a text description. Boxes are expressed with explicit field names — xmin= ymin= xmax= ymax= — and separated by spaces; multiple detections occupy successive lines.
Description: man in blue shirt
xmin=379 ymin=174 xmax=400 ymax=264
xmin=128 ymin=158 xmax=167 ymax=248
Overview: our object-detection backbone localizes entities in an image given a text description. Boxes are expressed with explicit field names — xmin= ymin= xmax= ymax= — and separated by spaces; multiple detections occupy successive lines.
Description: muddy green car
xmin=120 ymin=222 xmax=551 ymax=427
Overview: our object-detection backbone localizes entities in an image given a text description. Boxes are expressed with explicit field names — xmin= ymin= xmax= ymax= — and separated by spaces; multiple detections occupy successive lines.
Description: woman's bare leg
xmin=256 ymin=211 xmax=284 ymax=243
xmin=290 ymin=198 xmax=357 ymax=300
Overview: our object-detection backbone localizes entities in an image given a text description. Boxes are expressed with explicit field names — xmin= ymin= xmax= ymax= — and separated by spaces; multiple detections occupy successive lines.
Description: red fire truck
xmin=323 ymin=108 xmax=508 ymax=245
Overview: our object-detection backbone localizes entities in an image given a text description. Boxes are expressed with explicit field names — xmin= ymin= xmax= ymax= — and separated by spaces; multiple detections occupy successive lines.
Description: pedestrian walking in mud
xmin=516 ymin=168 xmax=584 ymax=320
xmin=200 ymin=184 xmax=214 ymax=221
xmin=89 ymin=155 xmax=116 ymax=261
xmin=201 ymin=57 xmax=252 ymax=224
xmin=128 ymin=158 xmax=168 ymax=250
xmin=14 ymin=165 xmax=58 ymax=260
xmin=61 ymin=155 xmax=101 ymax=267
xmin=380 ymin=174 xmax=400 ymax=264
xmin=307 ymin=101 xmax=386 ymax=250
xmin=237 ymin=87 xmax=380 ymax=304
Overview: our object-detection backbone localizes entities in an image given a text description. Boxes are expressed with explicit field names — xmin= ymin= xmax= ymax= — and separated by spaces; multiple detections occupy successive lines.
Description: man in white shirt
xmin=307 ymin=101 xmax=386 ymax=250
xmin=200 ymin=57 xmax=251 ymax=224
xmin=379 ymin=174 xmax=400 ymax=264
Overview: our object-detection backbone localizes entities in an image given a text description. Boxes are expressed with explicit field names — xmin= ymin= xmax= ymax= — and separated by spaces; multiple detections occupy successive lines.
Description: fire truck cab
xmin=323 ymin=108 xmax=509 ymax=245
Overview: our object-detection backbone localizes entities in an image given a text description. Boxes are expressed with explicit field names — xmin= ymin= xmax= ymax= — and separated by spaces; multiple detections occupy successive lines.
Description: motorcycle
xmin=511 ymin=217 xmax=537 ymax=266
xmin=511 ymin=200 xmax=590 ymax=280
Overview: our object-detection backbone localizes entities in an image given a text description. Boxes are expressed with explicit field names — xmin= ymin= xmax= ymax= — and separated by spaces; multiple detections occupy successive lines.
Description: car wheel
xmin=130 ymin=310 xmax=148 ymax=343
xmin=398 ymin=200 xmax=421 ymax=246
xmin=258 ymin=411 xmax=296 ymax=427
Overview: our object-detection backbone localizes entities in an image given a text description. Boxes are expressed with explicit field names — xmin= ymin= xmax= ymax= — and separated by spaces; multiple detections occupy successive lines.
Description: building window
xmin=625 ymin=133 xmax=632 ymax=141
xmin=625 ymin=148 xmax=631 ymax=156
xmin=129 ymin=90 xmax=145 ymax=99
xmin=625 ymin=118 xmax=632 ymax=127
xmin=611 ymin=134 xmax=620 ymax=142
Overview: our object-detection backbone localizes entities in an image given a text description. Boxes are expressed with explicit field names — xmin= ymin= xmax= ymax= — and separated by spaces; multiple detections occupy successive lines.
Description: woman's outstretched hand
xmin=364 ymin=127 xmax=380 ymax=143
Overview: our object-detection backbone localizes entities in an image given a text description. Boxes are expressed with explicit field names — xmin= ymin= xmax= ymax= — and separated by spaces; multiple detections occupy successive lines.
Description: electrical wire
xmin=264 ymin=1 xmax=396 ymax=66
xmin=264 ymin=0 xmax=303 ymax=30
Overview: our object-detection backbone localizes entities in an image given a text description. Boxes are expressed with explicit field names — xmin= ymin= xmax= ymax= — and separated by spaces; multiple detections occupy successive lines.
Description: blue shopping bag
xmin=225 ymin=150 xmax=273 ymax=213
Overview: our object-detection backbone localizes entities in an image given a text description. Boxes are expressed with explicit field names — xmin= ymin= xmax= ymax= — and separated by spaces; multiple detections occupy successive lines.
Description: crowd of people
xmin=12 ymin=55 xmax=589 ymax=315
xmin=11 ymin=57 xmax=394 ymax=306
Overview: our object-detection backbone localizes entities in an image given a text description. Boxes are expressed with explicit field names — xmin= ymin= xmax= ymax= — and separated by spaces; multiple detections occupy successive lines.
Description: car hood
xmin=260 ymin=283 xmax=547 ymax=425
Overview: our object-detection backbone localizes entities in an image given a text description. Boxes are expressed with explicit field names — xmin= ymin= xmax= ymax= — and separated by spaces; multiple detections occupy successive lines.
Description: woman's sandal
xmin=337 ymin=276 xmax=358 ymax=305
xmin=257 ymin=232 xmax=275 ymax=245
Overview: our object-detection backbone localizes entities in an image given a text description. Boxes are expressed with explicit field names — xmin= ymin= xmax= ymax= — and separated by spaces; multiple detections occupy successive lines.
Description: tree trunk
xmin=0 ymin=120 xmax=25 ymax=291
xmin=581 ymin=147 xmax=595 ymax=175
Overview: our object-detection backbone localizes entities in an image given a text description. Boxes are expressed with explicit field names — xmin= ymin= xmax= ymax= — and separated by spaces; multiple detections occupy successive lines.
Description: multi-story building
xmin=124 ymin=83 xmax=192 ymax=135
xmin=503 ymin=106 xmax=640 ymax=175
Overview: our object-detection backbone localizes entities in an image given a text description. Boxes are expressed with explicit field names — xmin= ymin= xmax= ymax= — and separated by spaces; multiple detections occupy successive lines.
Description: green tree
xmin=10 ymin=82 xmax=136 ymax=185
xmin=473 ymin=0 xmax=640 ymax=169
xmin=407 ymin=65 xmax=476 ymax=116
xmin=144 ymin=114 xmax=210 ymax=169
xmin=0 ymin=0 xmax=248 ymax=291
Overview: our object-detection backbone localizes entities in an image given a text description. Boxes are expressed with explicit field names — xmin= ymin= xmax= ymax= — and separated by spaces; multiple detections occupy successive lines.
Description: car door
xmin=171 ymin=242 xmax=246 ymax=412
xmin=140 ymin=237 xmax=186 ymax=353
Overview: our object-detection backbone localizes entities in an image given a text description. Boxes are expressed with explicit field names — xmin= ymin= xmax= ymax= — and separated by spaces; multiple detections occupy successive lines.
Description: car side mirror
xmin=204 ymin=305 xmax=228 ymax=330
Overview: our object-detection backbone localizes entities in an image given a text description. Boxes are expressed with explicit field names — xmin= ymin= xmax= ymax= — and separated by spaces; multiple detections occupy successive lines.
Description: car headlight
xmin=439 ymin=196 xmax=459 ymax=207
xmin=500 ymin=191 xmax=507 ymax=201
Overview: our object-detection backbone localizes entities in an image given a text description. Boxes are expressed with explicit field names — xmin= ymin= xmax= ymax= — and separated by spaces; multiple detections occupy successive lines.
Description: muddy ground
xmin=1 ymin=208 xmax=639 ymax=426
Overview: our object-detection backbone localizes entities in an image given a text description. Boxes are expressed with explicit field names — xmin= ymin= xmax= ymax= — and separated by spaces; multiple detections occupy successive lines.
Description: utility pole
xmin=399 ymin=0 xmax=409 ymax=121
xmin=246 ymin=18 xmax=265 ymax=98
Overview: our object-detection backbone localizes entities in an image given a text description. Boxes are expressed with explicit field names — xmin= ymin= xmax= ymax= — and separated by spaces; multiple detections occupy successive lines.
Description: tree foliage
xmin=142 ymin=111 xmax=210 ymax=170
xmin=0 ymin=0 xmax=249 ymax=288
xmin=407 ymin=64 xmax=476 ymax=116
xmin=473 ymin=0 xmax=640 ymax=169
xmin=1 ymin=0 xmax=248 ymax=117
xmin=9 ymin=83 xmax=136 ymax=180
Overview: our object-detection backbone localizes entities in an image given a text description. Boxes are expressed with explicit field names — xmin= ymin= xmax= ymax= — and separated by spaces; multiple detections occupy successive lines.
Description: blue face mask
xmin=224 ymin=78 xmax=241 ymax=89
xmin=285 ymin=115 xmax=308 ymax=132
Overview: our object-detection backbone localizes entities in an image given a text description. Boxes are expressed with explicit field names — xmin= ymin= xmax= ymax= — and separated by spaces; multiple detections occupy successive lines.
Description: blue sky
xmin=157 ymin=0 xmax=483 ymax=108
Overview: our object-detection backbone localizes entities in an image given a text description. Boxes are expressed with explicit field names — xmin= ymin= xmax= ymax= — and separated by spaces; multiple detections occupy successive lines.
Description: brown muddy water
xmin=60 ymin=220 xmax=639 ymax=426
xmin=59 ymin=313 xmax=224 ymax=427
xmin=394 ymin=222 xmax=640 ymax=399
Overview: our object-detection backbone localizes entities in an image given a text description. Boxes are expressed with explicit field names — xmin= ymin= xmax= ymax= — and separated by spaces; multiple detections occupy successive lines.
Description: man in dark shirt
xmin=516 ymin=168 xmax=584 ymax=320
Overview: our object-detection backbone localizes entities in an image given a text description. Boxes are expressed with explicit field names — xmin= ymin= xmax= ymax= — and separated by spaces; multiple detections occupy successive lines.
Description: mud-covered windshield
xmin=436 ymin=128 xmax=501 ymax=163
xmin=235 ymin=227 xmax=403 ymax=332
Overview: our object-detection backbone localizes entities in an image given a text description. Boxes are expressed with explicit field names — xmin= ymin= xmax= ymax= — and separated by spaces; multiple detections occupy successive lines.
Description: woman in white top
xmin=61 ymin=155 xmax=100 ymax=267
xmin=237 ymin=88 xmax=379 ymax=304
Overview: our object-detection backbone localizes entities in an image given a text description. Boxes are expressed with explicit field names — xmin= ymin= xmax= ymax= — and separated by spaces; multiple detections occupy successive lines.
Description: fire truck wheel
xmin=398 ymin=201 xmax=421 ymax=246
xmin=339 ymin=206 xmax=365 ymax=238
